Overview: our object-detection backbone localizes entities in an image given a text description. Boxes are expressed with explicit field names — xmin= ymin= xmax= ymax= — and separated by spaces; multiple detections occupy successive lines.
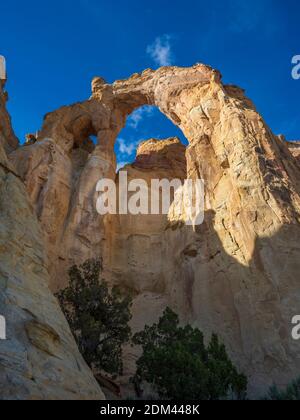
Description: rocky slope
xmin=0 ymin=81 xmax=18 ymax=154
xmin=288 ymin=141 xmax=300 ymax=161
xmin=9 ymin=65 xmax=300 ymax=397
xmin=0 ymin=80 xmax=104 ymax=400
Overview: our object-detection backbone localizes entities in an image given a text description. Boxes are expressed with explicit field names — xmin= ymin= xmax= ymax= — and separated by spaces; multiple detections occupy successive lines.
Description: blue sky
xmin=1 ymin=0 xmax=300 ymax=167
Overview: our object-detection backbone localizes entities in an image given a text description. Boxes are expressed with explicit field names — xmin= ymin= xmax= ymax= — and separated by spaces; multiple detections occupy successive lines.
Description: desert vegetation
xmin=56 ymin=259 xmax=132 ymax=377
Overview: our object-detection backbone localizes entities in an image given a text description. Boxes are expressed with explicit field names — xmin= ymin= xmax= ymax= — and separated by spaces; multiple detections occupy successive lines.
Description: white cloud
xmin=117 ymin=138 xmax=137 ymax=156
xmin=128 ymin=109 xmax=144 ymax=129
xmin=128 ymin=106 xmax=155 ymax=129
xmin=147 ymin=35 xmax=174 ymax=67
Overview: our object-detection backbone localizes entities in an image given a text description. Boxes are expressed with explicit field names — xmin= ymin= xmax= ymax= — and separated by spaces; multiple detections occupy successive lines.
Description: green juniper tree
xmin=264 ymin=377 xmax=300 ymax=400
xmin=132 ymin=308 xmax=247 ymax=400
xmin=56 ymin=259 xmax=132 ymax=377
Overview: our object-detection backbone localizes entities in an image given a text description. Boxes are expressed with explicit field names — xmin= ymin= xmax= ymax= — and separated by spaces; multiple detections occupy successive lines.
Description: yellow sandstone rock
xmin=0 ymin=81 xmax=105 ymax=400
xmin=9 ymin=64 xmax=300 ymax=398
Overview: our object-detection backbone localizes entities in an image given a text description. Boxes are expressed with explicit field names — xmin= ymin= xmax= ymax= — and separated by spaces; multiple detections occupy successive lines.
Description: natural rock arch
xmin=10 ymin=64 xmax=300 ymax=397
xmin=32 ymin=64 xmax=214 ymax=156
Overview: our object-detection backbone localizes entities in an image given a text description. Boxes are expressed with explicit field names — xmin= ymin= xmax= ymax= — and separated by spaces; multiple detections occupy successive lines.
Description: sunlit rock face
xmin=0 ymin=81 xmax=105 ymax=400
xmin=10 ymin=65 xmax=300 ymax=397
xmin=288 ymin=141 xmax=300 ymax=161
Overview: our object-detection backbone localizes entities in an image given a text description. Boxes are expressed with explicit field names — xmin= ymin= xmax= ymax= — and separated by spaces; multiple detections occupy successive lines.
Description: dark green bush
xmin=56 ymin=259 xmax=132 ymax=377
xmin=264 ymin=377 xmax=300 ymax=400
xmin=132 ymin=307 xmax=247 ymax=400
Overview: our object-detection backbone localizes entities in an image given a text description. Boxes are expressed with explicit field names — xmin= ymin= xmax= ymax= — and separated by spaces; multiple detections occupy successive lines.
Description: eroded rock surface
xmin=10 ymin=65 xmax=300 ymax=397
xmin=0 ymin=81 xmax=104 ymax=400
xmin=0 ymin=80 xmax=18 ymax=154
xmin=288 ymin=141 xmax=300 ymax=161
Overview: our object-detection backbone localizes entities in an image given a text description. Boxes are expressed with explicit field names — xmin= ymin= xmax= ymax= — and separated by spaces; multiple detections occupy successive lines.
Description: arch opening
xmin=114 ymin=104 xmax=188 ymax=172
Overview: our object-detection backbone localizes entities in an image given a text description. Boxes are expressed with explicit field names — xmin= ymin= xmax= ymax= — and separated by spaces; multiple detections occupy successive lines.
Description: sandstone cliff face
xmin=0 ymin=81 xmax=104 ymax=400
xmin=0 ymin=80 xmax=18 ymax=154
xmin=10 ymin=65 xmax=300 ymax=397
xmin=288 ymin=141 xmax=300 ymax=161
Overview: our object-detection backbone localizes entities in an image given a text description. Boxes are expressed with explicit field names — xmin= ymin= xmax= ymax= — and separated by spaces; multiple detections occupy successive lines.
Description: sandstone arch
xmin=9 ymin=64 xmax=300 ymax=397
